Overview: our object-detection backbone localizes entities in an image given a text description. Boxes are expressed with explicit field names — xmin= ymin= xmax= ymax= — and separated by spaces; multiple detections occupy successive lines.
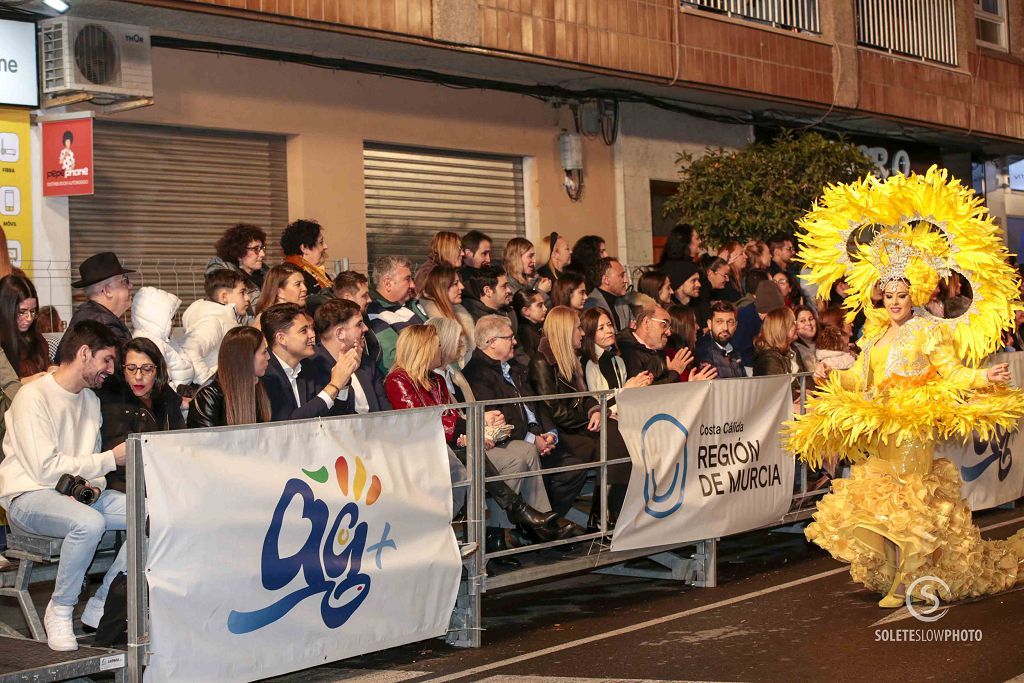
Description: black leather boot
xmin=485 ymin=527 xmax=521 ymax=571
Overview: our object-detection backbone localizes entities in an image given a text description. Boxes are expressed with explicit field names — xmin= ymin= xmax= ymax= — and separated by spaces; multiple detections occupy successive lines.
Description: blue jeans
xmin=7 ymin=488 xmax=128 ymax=607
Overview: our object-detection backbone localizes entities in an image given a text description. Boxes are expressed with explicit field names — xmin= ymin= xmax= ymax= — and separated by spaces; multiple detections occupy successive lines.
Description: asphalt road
xmin=3 ymin=507 xmax=1023 ymax=683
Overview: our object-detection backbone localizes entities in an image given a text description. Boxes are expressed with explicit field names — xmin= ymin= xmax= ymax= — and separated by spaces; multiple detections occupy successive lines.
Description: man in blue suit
xmin=305 ymin=298 xmax=391 ymax=415
xmin=261 ymin=303 xmax=360 ymax=421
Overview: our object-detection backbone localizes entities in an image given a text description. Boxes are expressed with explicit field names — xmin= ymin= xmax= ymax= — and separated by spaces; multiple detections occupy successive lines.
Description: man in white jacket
xmin=181 ymin=269 xmax=248 ymax=384
xmin=0 ymin=320 xmax=128 ymax=651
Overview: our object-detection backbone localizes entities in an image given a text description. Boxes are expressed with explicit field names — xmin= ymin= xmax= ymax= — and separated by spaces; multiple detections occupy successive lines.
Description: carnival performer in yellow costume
xmin=787 ymin=166 xmax=1024 ymax=608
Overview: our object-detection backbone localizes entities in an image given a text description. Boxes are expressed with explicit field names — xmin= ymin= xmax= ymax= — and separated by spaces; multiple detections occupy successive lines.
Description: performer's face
xmin=883 ymin=281 xmax=913 ymax=324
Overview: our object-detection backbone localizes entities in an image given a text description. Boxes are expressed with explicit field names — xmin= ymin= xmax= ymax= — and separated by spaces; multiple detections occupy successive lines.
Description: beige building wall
xmin=614 ymin=103 xmax=751 ymax=269
xmin=96 ymin=46 xmax=621 ymax=272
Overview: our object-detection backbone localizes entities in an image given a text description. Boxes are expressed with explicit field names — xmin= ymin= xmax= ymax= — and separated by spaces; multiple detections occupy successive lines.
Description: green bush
xmin=662 ymin=132 xmax=874 ymax=248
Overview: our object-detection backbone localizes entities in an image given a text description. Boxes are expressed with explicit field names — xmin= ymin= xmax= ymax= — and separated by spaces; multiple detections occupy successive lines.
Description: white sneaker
xmin=80 ymin=595 xmax=105 ymax=631
xmin=43 ymin=600 xmax=78 ymax=651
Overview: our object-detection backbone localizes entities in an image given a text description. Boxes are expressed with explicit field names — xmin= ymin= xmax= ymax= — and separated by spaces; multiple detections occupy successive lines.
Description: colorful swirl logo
xmin=227 ymin=455 xmax=397 ymax=634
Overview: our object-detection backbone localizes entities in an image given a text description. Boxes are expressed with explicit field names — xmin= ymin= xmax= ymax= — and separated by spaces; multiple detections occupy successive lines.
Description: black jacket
xmin=96 ymin=382 xmax=185 ymax=491
xmin=516 ymin=319 xmax=543 ymax=358
xmin=263 ymin=353 xmax=335 ymax=422
xmin=187 ymin=377 xmax=226 ymax=428
xmin=461 ymin=348 xmax=556 ymax=441
xmin=55 ymin=300 xmax=132 ymax=365
xmin=753 ymin=347 xmax=806 ymax=377
xmin=528 ymin=338 xmax=595 ymax=433
xmin=616 ymin=329 xmax=679 ymax=385
xmin=303 ymin=343 xmax=391 ymax=415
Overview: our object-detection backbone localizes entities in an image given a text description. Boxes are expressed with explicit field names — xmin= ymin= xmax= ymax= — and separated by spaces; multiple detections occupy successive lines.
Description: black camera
xmin=55 ymin=474 xmax=97 ymax=504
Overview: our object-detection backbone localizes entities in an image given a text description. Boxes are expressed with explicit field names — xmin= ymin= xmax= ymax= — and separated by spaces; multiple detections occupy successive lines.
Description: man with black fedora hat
xmin=54 ymin=252 xmax=135 ymax=365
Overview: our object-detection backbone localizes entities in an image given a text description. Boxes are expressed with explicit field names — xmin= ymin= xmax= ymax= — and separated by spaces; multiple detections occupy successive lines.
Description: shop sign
xmin=0 ymin=19 xmax=38 ymax=108
xmin=0 ymin=108 xmax=32 ymax=273
xmin=42 ymin=116 xmax=94 ymax=196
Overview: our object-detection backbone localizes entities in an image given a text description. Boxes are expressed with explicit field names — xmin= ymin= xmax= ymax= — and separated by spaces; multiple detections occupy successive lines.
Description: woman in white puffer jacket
xmin=131 ymin=286 xmax=195 ymax=388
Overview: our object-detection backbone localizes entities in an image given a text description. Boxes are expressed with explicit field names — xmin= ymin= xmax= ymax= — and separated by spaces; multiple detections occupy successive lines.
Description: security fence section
xmin=138 ymin=409 xmax=462 ymax=683
xmin=612 ymin=376 xmax=794 ymax=552
xmin=855 ymin=0 xmax=958 ymax=66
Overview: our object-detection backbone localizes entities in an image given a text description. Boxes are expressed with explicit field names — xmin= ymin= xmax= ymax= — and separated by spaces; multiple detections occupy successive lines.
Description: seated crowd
xmin=0 ymin=220 xmax=1008 ymax=651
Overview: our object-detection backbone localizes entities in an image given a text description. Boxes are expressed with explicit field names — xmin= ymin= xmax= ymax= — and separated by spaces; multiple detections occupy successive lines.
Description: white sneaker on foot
xmin=43 ymin=600 xmax=78 ymax=651
xmin=80 ymin=595 xmax=105 ymax=631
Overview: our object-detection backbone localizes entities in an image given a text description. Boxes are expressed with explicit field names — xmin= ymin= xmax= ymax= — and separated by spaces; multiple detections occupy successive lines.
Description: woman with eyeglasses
xmin=0 ymin=274 xmax=51 ymax=380
xmin=207 ymin=223 xmax=270 ymax=313
xmin=96 ymin=337 xmax=186 ymax=492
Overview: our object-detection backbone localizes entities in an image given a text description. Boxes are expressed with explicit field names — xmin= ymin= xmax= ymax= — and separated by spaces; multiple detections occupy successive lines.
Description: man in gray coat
xmin=583 ymin=256 xmax=632 ymax=331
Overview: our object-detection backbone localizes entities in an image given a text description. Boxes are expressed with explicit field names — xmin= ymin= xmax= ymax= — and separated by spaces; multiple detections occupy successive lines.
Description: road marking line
xmin=421 ymin=566 xmax=849 ymax=682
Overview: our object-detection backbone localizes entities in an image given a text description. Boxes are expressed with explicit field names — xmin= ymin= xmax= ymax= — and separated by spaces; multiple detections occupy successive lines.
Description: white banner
xmin=611 ymin=377 xmax=795 ymax=552
xmin=938 ymin=352 xmax=1024 ymax=511
xmin=142 ymin=409 xmax=462 ymax=683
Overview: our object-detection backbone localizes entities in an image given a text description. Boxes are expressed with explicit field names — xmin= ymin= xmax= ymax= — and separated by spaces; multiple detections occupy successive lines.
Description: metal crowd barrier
xmin=123 ymin=371 xmax=830 ymax=679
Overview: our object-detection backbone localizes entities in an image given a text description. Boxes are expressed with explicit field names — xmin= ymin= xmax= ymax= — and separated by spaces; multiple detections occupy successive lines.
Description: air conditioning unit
xmin=39 ymin=17 xmax=153 ymax=105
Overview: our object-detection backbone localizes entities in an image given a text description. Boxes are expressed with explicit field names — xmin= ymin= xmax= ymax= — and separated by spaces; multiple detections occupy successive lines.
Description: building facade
xmin=17 ymin=0 xmax=1024 ymax=313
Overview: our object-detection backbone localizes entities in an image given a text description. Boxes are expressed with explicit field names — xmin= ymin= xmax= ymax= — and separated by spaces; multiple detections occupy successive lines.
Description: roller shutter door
xmin=69 ymin=122 xmax=288 ymax=322
xmin=363 ymin=144 xmax=526 ymax=271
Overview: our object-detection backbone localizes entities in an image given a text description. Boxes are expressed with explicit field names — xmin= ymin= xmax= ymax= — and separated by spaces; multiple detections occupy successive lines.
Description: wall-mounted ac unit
xmin=39 ymin=17 xmax=153 ymax=106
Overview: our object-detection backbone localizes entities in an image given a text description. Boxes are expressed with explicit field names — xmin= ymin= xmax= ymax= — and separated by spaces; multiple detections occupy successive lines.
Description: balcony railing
xmin=856 ymin=0 xmax=958 ymax=66
xmin=682 ymin=0 xmax=821 ymax=34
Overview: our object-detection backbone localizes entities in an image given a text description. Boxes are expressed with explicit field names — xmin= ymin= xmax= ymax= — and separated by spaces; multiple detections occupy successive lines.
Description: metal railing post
xmin=126 ymin=434 xmax=147 ymax=683
xmin=463 ymin=403 xmax=485 ymax=648
xmin=599 ymin=392 xmax=609 ymax=536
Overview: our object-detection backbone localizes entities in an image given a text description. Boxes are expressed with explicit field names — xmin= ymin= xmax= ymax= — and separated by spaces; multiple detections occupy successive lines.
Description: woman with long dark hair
xmin=550 ymin=272 xmax=587 ymax=311
xmin=0 ymin=274 xmax=50 ymax=378
xmin=187 ymin=326 xmax=272 ymax=428
xmin=252 ymin=263 xmax=308 ymax=327
xmin=417 ymin=265 xmax=475 ymax=364
xmin=97 ymin=337 xmax=186 ymax=491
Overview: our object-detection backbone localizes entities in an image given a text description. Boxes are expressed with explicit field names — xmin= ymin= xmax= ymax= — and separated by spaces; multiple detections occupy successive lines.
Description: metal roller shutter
xmin=363 ymin=144 xmax=526 ymax=272
xmin=69 ymin=122 xmax=288 ymax=322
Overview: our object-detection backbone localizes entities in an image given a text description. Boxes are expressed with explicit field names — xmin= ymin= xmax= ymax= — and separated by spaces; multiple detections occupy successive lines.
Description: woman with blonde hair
xmin=414 ymin=231 xmax=462 ymax=293
xmin=503 ymin=237 xmax=553 ymax=297
xmin=744 ymin=239 xmax=771 ymax=271
xmin=417 ymin=265 xmax=475 ymax=365
xmin=424 ymin=316 xmax=577 ymax=550
xmin=717 ymin=240 xmax=748 ymax=299
xmin=536 ymin=231 xmax=571 ymax=282
xmin=752 ymin=306 xmax=805 ymax=377
xmin=529 ymin=306 xmax=631 ymax=524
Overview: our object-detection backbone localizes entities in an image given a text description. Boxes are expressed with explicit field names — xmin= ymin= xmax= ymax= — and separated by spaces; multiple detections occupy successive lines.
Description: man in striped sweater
xmin=366 ymin=255 xmax=428 ymax=374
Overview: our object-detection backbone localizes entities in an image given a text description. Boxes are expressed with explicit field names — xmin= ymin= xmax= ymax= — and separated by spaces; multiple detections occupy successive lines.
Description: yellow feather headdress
xmin=797 ymin=166 xmax=1022 ymax=365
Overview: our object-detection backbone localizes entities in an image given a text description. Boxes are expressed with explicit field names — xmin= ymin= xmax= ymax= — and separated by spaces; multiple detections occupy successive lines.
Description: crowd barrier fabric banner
xmin=142 ymin=409 xmax=462 ymax=683
xmin=611 ymin=377 xmax=795 ymax=552
xmin=938 ymin=351 xmax=1024 ymax=511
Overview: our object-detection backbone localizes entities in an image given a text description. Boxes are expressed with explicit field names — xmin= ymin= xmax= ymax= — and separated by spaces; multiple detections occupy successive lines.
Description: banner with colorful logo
xmin=0 ymin=108 xmax=31 ymax=274
xmin=41 ymin=115 xmax=94 ymax=196
xmin=611 ymin=377 xmax=795 ymax=552
xmin=142 ymin=410 xmax=463 ymax=683
xmin=938 ymin=351 xmax=1024 ymax=511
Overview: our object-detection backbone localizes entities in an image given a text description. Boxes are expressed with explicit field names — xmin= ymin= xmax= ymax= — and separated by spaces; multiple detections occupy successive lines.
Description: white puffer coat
xmin=131 ymin=287 xmax=195 ymax=388
xmin=181 ymin=299 xmax=241 ymax=384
